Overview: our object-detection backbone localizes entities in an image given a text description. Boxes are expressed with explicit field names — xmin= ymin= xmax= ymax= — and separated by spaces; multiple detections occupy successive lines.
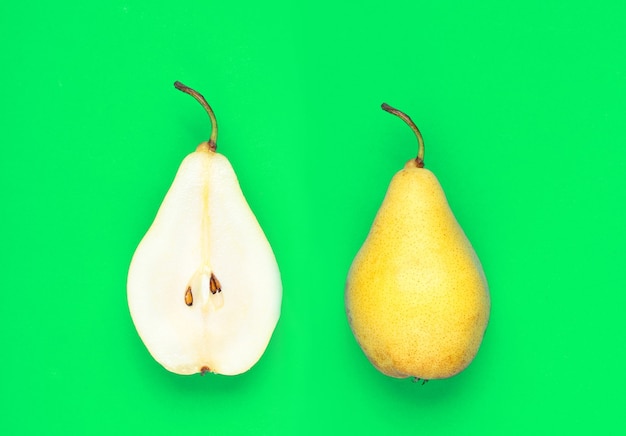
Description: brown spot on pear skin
xmin=200 ymin=366 xmax=211 ymax=375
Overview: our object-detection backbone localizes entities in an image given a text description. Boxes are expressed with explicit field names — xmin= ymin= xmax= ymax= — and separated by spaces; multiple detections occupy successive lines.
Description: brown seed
xmin=209 ymin=273 xmax=222 ymax=294
xmin=184 ymin=286 xmax=193 ymax=306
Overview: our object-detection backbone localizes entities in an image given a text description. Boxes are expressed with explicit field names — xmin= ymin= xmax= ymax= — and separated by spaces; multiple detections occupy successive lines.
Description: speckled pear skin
xmin=345 ymin=159 xmax=490 ymax=380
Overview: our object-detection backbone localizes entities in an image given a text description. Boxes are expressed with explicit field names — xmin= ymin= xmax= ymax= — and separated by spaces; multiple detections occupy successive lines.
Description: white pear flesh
xmin=127 ymin=144 xmax=282 ymax=375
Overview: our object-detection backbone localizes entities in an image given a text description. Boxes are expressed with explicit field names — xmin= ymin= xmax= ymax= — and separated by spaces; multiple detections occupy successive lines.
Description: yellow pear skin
xmin=345 ymin=104 xmax=490 ymax=380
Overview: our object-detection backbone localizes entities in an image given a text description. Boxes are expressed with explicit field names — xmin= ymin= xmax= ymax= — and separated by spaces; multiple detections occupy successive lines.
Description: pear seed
xmin=184 ymin=286 xmax=193 ymax=306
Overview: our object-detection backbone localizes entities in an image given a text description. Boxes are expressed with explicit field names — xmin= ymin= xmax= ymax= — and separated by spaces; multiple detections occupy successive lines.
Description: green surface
xmin=1 ymin=1 xmax=625 ymax=434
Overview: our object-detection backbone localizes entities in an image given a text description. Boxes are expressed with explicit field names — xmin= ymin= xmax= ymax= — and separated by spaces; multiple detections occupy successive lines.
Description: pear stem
xmin=174 ymin=81 xmax=218 ymax=151
xmin=381 ymin=103 xmax=425 ymax=168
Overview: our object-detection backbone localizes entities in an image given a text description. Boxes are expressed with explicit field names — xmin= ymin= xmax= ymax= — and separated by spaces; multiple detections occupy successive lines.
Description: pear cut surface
xmin=128 ymin=149 xmax=281 ymax=375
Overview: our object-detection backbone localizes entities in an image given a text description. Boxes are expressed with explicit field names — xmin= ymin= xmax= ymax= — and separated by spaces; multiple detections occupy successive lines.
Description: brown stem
xmin=381 ymin=103 xmax=425 ymax=168
xmin=174 ymin=81 xmax=218 ymax=151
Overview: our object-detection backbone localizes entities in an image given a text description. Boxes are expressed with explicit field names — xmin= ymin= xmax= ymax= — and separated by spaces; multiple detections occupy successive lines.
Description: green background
xmin=1 ymin=0 xmax=625 ymax=434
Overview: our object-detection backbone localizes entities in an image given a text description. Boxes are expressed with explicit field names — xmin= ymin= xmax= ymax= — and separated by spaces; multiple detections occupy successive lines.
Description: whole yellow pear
xmin=345 ymin=104 xmax=490 ymax=381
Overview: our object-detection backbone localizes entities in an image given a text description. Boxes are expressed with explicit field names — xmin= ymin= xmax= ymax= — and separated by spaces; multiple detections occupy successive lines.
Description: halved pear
xmin=127 ymin=82 xmax=281 ymax=376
